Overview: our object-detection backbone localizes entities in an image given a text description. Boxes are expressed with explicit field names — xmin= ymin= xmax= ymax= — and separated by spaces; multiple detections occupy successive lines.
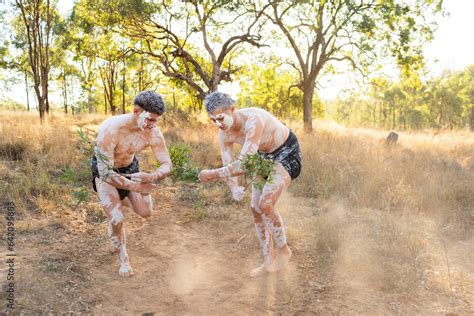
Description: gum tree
xmin=13 ymin=0 xmax=61 ymax=120
xmin=90 ymin=0 xmax=269 ymax=101
xmin=265 ymin=0 xmax=443 ymax=131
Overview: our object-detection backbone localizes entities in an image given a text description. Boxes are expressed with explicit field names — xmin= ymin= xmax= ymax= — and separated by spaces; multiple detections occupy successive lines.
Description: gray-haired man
xmin=198 ymin=91 xmax=302 ymax=277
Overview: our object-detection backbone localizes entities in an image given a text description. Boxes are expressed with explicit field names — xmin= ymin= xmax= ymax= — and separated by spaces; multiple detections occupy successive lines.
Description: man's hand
xmin=130 ymin=172 xmax=154 ymax=183
xmin=198 ymin=169 xmax=215 ymax=183
xmin=231 ymin=186 xmax=245 ymax=201
xmin=132 ymin=182 xmax=156 ymax=194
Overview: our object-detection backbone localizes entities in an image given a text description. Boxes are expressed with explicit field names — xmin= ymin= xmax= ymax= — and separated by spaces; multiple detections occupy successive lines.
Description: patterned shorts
xmin=91 ymin=155 xmax=140 ymax=200
xmin=259 ymin=131 xmax=302 ymax=180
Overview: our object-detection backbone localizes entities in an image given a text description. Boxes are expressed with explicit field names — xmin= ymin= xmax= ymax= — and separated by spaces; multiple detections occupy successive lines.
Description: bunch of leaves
xmin=77 ymin=128 xmax=94 ymax=157
xmin=161 ymin=144 xmax=199 ymax=183
xmin=241 ymin=153 xmax=275 ymax=190
xmin=75 ymin=128 xmax=116 ymax=205
xmin=77 ymin=128 xmax=118 ymax=181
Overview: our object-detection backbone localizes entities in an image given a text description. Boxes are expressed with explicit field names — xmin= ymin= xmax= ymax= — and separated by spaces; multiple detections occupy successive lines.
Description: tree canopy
xmin=4 ymin=0 xmax=472 ymax=131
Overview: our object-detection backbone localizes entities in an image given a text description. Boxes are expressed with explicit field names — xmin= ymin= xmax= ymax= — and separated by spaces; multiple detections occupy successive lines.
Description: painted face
xmin=209 ymin=110 xmax=234 ymax=131
xmin=137 ymin=111 xmax=159 ymax=130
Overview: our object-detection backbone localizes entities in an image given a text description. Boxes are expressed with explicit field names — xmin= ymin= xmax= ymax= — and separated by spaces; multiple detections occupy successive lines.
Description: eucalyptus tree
xmin=70 ymin=0 xmax=131 ymax=115
xmin=12 ymin=0 xmax=61 ymax=120
xmin=265 ymin=0 xmax=443 ymax=131
xmin=90 ymin=0 xmax=269 ymax=101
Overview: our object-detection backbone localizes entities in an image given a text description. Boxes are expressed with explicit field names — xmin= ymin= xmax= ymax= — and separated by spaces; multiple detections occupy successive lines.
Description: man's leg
xmin=249 ymin=186 xmax=275 ymax=277
xmin=258 ymin=163 xmax=292 ymax=273
xmin=95 ymin=178 xmax=134 ymax=277
xmin=121 ymin=197 xmax=132 ymax=209
xmin=127 ymin=191 xmax=153 ymax=219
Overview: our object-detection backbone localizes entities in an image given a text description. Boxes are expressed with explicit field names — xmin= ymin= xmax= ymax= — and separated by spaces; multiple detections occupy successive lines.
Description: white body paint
xmin=199 ymin=106 xmax=294 ymax=276
xmin=110 ymin=206 xmax=124 ymax=225
xmin=94 ymin=109 xmax=172 ymax=277
xmin=209 ymin=113 xmax=234 ymax=131
xmin=137 ymin=111 xmax=151 ymax=131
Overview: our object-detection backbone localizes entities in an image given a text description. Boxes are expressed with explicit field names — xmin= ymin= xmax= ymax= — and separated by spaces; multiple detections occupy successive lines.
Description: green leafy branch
xmin=159 ymin=144 xmax=199 ymax=183
xmin=241 ymin=153 xmax=274 ymax=190
xmin=75 ymin=128 xmax=125 ymax=205
xmin=77 ymin=128 xmax=126 ymax=182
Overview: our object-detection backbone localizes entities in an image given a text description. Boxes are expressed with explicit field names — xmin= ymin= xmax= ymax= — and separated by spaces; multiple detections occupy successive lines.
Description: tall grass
xmin=1 ymin=111 xmax=471 ymax=309
xmin=292 ymin=123 xmax=474 ymax=237
xmin=0 ymin=111 xmax=105 ymax=213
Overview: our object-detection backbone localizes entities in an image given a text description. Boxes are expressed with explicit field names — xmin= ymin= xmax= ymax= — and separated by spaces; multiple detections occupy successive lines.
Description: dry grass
xmin=291 ymin=121 xmax=474 ymax=236
xmin=1 ymin=110 xmax=472 ymax=313
xmin=2 ymin=110 xmax=472 ymax=232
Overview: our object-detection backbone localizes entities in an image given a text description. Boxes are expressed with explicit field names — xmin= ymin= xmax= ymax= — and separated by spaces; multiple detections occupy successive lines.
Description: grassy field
xmin=0 ymin=110 xmax=472 ymax=314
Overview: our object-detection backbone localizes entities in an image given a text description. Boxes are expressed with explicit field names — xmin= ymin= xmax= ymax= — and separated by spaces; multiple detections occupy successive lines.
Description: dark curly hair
xmin=133 ymin=90 xmax=166 ymax=115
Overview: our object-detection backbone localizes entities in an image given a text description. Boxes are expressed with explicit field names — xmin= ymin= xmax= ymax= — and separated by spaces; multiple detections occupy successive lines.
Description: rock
xmin=386 ymin=131 xmax=399 ymax=145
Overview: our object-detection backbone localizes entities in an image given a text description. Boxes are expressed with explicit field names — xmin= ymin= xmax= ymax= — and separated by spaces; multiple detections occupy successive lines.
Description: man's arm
xmin=129 ymin=128 xmax=172 ymax=183
xmin=95 ymin=136 xmax=143 ymax=191
xmin=219 ymin=136 xmax=241 ymax=189
xmin=149 ymin=128 xmax=172 ymax=181
xmin=208 ymin=116 xmax=264 ymax=179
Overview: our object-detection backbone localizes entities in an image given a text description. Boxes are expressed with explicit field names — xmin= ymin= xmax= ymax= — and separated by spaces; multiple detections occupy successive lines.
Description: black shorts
xmin=91 ymin=155 xmax=140 ymax=200
xmin=259 ymin=131 xmax=302 ymax=180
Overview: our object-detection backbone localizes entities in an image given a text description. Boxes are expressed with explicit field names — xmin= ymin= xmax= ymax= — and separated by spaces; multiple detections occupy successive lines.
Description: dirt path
xmin=4 ymin=183 xmax=473 ymax=314
xmin=87 ymin=186 xmax=329 ymax=315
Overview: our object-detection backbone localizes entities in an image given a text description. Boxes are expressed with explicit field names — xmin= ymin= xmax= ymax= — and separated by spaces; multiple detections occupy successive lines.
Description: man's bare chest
xmin=114 ymin=133 xmax=149 ymax=155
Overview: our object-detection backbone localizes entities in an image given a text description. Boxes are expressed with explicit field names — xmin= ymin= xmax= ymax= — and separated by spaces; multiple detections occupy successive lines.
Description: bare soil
xmin=1 ymin=180 xmax=472 ymax=315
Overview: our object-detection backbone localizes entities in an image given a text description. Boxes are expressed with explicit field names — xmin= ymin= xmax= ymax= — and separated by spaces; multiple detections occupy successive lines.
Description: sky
xmin=2 ymin=0 xmax=474 ymax=105
xmin=316 ymin=0 xmax=474 ymax=100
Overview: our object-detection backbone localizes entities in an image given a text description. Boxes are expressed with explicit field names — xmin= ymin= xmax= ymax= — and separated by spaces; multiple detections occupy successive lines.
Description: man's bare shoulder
xmin=98 ymin=114 xmax=131 ymax=134
xmin=148 ymin=126 xmax=165 ymax=145
xmin=237 ymin=107 xmax=271 ymax=118
xmin=96 ymin=114 xmax=132 ymax=145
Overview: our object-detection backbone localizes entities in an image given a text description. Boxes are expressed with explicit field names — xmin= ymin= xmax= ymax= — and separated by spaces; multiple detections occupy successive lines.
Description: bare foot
xmin=266 ymin=247 xmax=292 ymax=273
xmin=119 ymin=262 xmax=134 ymax=277
xmin=250 ymin=260 xmax=272 ymax=278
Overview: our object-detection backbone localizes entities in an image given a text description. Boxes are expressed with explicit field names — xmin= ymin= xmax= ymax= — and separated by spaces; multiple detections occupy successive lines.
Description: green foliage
xmin=241 ymin=153 xmax=274 ymax=191
xmin=328 ymin=64 xmax=474 ymax=130
xmin=60 ymin=167 xmax=77 ymax=184
xmin=72 ymin=188 xmax=89 ymax=206
xmin=192 ymin=197 xmax=208 ymax=221
xmin=239 ymin=59 xmax=311 ymax=120
xmin=165 ymin=144 xmax=199 ymax=183
xmin=0 ymin=99 xmax=27 ymax=110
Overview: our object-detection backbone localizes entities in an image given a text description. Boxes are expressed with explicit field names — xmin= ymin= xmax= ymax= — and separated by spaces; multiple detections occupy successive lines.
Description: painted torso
xmin=96 ymin=114 xmax=157 ymax=168
xmin=219 ymin=108 xmax=289 ymax=154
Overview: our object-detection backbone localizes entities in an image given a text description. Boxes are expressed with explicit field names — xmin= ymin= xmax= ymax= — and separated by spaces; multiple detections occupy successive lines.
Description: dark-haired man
xmin=198 ymin=91 xmax=302 ymax=277
xmin=92 ymin=90 xmax=172 ymax=276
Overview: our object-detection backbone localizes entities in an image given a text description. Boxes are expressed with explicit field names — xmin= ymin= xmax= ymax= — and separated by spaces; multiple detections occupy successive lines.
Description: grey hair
xmin=134 ymin=90 xmax=166 ymax=115
xmin=204 ymin=91 xmax=235 ymax=113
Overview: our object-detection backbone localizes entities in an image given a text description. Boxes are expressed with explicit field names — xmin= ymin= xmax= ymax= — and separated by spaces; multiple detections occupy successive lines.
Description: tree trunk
xmin=122 ymin=61 xmax=126 ymax=114
xmin=303 ymin=81 xmax=314 ymax=132
xmin=104 ymin=92 xmax=107 ymax=115
xmin=139 ymin=56 xmax=144 ymax=91
xmin=391 ymin=103 xmax=395 ymax=129
xmin=87 ymin=88 xmax=94 ymax=113
xmin=63 ymin=73 xmax=68 ymax=114
xmin=24 ymin=71 xmax=30 ymax=111
xmin=38 ymin=97 xmax=45 ymax=121
xmin=470 ymin=107 xmax=474 ymax=131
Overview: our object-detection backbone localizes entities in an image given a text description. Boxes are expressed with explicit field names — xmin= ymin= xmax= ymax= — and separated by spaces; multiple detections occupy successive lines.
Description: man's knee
xmin=110 ymin=206 xmax=124 ymax=225
xmin=258 ymin=197 xmax=273 ymax=215
xmin=135 ymin=203 xmax=152 ymax=218
xmin=250 ymin=206 xmax=262 ymax=220
xmin=140 ymin=209 xmax=152 ymax=219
